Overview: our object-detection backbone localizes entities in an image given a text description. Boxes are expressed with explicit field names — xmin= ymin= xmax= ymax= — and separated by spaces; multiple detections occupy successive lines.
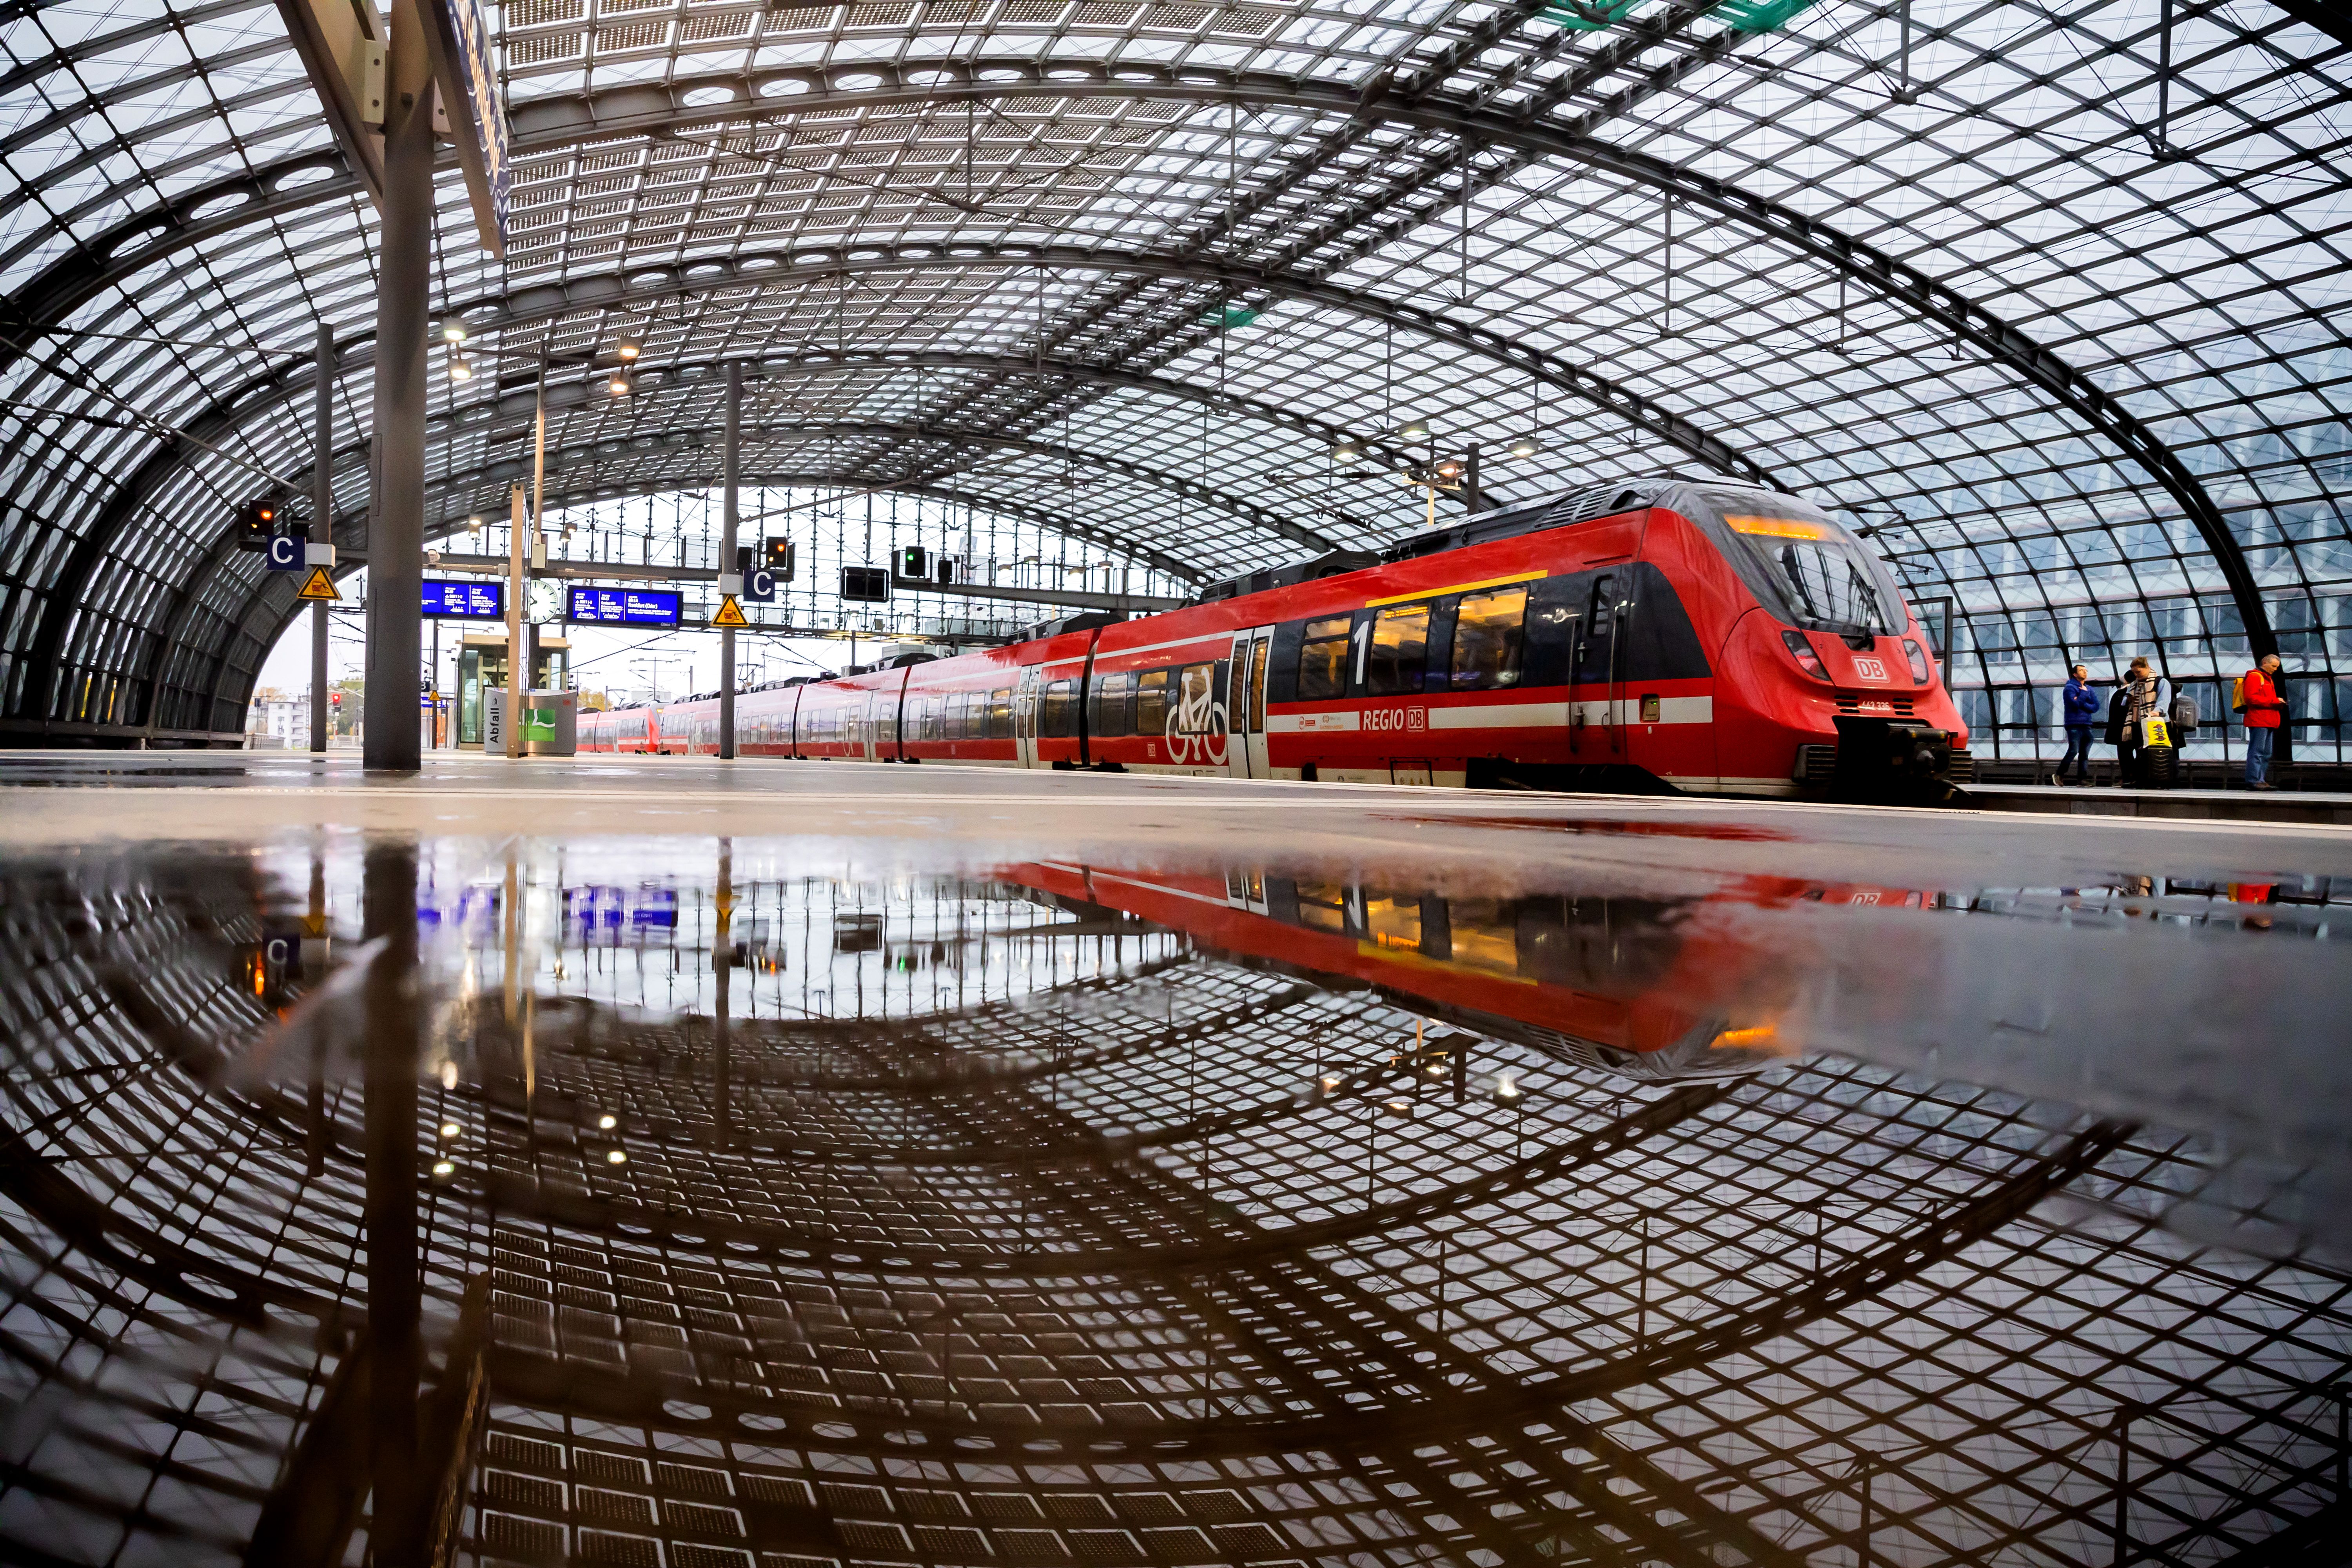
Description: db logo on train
xmin=1163 ymin=678 xmax=1230 ymax=765
xmin=1852 ymin=657 xmax=1889 ymax=683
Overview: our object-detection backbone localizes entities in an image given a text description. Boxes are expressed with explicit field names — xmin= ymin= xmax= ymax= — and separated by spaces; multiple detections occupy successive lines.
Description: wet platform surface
xmin=2 ymin=751 xmax=2348 ymax=1567
xmin=1962 ymin=778 xmax=2352 ymax=825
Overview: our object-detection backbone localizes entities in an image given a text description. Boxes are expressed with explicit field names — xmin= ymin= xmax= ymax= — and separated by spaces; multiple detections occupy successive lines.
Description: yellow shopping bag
xmin=2140 ymin=716 xmax=2172 ymax=748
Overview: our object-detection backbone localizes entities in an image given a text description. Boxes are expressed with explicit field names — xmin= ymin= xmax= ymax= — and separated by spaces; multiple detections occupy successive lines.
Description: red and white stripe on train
xmin=579 ymin=477 xmax=1972 ymax=798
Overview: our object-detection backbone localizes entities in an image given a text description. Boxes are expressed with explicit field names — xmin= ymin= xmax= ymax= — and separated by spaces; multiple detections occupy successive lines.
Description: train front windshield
xmin=1699 ymin=490 xmax=1906 ymax=638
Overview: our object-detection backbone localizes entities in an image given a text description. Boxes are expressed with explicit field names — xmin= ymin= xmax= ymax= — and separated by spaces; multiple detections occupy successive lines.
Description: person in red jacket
xmin=2241 ymin=653 xmax=2285 ymax=789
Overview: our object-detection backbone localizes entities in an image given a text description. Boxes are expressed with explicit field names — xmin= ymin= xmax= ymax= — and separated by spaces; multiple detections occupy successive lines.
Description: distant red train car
xmin=579 ymin=477 xmax=1970 ymax=798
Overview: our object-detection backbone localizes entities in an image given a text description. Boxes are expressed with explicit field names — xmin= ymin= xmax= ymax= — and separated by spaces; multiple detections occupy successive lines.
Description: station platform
xmin=1961 ymin=779 xmax=2352 ymax=825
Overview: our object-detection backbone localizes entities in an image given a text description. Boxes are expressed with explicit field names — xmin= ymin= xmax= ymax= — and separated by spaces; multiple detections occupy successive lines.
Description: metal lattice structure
xmin=0 ymin=846 xmax=2347 ymax=1567
xmin=0 ymin=0 xmax=2348 ymax=756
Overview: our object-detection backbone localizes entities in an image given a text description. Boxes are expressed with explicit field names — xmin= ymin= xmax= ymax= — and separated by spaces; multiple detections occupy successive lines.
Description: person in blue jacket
xmin=2058 ymin=664 xmax=2099 ymax=785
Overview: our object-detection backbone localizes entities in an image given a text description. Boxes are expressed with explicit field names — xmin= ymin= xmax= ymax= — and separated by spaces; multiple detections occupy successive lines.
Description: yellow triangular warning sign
xmin=297 ymin=566 xmax=339 ymax=601
xmin=711 ymin=594 xmax=748 ymax=628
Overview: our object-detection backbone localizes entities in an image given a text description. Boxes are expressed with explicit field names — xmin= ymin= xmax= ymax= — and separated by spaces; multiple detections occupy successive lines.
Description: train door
xmin=859 ymin=691 xmax=878 ymax=762
xmin=1571 ymin=572 xmax=1628 ymax=760
xmin=1014 ymin=665 xmax=1042 ymax=768
xmin=1226 ymin=626 xmax=1274 ymax=778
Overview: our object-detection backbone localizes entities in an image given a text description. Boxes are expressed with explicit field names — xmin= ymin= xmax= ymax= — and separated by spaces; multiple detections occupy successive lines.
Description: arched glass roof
xmin=0 ymin=0 xmax=2346 ymax=753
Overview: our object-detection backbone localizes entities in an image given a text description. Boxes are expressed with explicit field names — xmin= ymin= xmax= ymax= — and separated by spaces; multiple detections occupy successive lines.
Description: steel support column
xmin=720 ymin=360 xmax=740 ymax=761
xmin=361 ymin=0 xmax=430 ymax=771
xmin=310 ymin=325 xmax=332 ymax=755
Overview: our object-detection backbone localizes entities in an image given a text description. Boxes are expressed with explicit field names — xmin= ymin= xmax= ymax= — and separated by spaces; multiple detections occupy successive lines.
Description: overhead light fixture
xmin=1433 ymin=457 xmax=1464 ymax=481
xmin=438 ymin=1121 xmax=461 ymax=1139
xmin=431 ymin=1160 xmax=456 ymax=1178
xmin=1507 ymin=433 xmax=1540 ymax=459
xmin=606 ymin=1148 xmax=628 ymax=1165
xmin=1493 ymin=1073 xmax=1521 ymax=1102
xmin=441 ymin=320 xmax=468 ymax=344
xmin=598 ymin=1113 xmax=617 ymax=1130
xmin=1330 ymin=437 xmax=1364 ymax=463
xmin=448 ymin=353 xmax=474 ymax=381
xmin=608 ymin=370 xmax=634 ymax=396
xmin=466 ymin=515 xmax=484 ymax=533
xmin=617 ymin=335 xmax=642 ymax=361
xmin=1398 ymin=416 xmax=1431 ymax=441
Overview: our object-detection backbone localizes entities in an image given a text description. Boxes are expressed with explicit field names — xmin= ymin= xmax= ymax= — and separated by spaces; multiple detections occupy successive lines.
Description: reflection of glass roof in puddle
xmin=0 ymin=837 xmax=2347 ymax=1568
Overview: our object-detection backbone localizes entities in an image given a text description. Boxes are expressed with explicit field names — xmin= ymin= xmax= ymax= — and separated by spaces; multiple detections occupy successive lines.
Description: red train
xmin=579 ymin=477 xmax=1971 ymax=797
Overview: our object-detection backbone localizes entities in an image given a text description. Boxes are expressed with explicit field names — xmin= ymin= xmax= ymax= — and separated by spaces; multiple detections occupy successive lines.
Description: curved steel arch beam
xmin=401 ymin=369 xmax=1344 ymax=552
xmin=14 ymin=59 xmax=2267 ymax=646
xmin=29 ymin=345 xmax=1359 ymax=729
xmin=494 ymin=60 xmax=2269 ymax=648
xmin=227 ymin=465 xmax=1208 ymax=713
xmin=453 ymin=241 xmax=1770 ymax=484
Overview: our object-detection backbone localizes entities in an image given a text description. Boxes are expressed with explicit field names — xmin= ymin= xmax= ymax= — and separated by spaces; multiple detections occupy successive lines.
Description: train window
xmin=1367 ymin=604 xmax=1429 ymax=696
xmin=1449 ymin=586 xmax=1528 ymax=690
xmin=987 ymin=688 xmax=1014 ymax=740
xmin=1091 ymin=671 xmax=1132 ymax=738
xmin=1245 ymin=638 xmax=1269 ymax=731
xmin=1447 ymin=899 xmax=1520 ymax=976
xmin=1296 ymin=615 xmax=1351 ymax=700
xmin=1173 ymin=664 xmax=1212 ymax=735
xmin=1294 ymin=879 xmax=1348 ymax=934
xmin=1134 ymin=669 xmax=1170 ymax=736
xmin=1363 ymin=893 xmax=1422 ymax=953
xmin=1041 ymin=680 xmax=1076 ymax=738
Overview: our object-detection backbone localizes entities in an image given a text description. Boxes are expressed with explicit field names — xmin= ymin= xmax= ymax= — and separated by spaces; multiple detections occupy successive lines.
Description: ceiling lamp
xmin=1330 ymin=437 xmax=1364 ymax=463
xmin=441 ymin=320 xmax=468 ymax=345
xmin=466 ymin=515 xmax=484 ymax=533
xmin=617 ymin=335 xmax=642 ymax=362
xmin=1398 ymin=416 xmax=1431 ymax=442
xmin=1433 ymin=457 xmax=1464 ymax=481
xmin=608 ymin=369 xmax=634 ymax=397
xmin=1507 ymin=433 xmax=1540 ymax=458
xmin=447 ymin=353 xmax=474 ymax=382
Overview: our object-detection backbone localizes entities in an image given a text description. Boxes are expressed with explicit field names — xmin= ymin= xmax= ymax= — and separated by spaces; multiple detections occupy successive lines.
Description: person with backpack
xmin=2058 ymin=664 xmax=2099 ymax=785
xmin=2237 ymin=653 xmax=2285 ymax=789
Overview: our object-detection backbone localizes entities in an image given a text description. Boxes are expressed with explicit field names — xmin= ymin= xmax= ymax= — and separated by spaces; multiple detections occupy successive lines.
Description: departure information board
xmin=421 ymin=579 xmax=504 ymax=618
xmin=568 ymin=586 xmax=682 ymax=627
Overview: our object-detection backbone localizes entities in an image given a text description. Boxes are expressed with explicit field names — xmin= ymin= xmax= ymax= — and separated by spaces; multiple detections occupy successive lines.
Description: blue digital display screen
xmin=421 ymin=579 xmax=503 ymax=618
xmin=567 ymin=586 xmax=682 ymax=627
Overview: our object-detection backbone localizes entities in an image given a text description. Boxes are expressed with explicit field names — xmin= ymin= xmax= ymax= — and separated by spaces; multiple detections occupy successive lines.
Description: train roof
xmin=1186 ymin=474 xmax=1819 ymax=606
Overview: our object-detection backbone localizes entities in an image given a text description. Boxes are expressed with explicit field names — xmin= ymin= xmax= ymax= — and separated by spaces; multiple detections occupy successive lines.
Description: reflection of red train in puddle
xmin=580 ymin=478 xmax=1969 ymax=799
xmin=1005 ymin=859 xmax=1927 ymax=1082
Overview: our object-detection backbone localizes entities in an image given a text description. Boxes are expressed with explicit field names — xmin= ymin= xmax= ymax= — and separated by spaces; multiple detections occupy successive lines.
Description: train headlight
xmin=1781 ymin=630 xmax=1831 ymax=682
xmin=1904 ymin=639 xmax=1931 ymax=685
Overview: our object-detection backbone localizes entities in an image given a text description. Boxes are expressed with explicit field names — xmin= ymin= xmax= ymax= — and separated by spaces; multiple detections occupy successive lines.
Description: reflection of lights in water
xmin=607 ymin=1149 xmax=627 ymax=1165
xmin=439 ymin=1121 xmax=461 ymax=1139
xmin=598 ymin=1114 xmax=617 ymax=1131
xmin=431 ymin=1160 xmax=454 ymax=1178
xmin=439 ymin=1060 xmax=459 ymax=1090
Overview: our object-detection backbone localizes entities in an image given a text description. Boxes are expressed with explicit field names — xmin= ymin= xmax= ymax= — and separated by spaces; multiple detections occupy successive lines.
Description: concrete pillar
xmin=361 ymin=0 xmax=431 ymax=771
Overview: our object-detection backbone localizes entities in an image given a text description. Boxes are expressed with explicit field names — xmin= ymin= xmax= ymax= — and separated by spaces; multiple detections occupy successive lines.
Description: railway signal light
xmin=841 ymin=566 xmax=891 ymax=603
xmin=898 ymin=544 xmax=927 ymax=579
xmin=764 ymin=537 xmax=795 ymax=580
xmin=235 ymin=497 xmax=281 ymax=551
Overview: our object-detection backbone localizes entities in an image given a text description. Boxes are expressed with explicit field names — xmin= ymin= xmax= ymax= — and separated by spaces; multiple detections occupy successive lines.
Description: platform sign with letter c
xmin=743 ymin=566 xmax=777 ymax=604
xmin=265 ymin=534 xmax=301 ymax=571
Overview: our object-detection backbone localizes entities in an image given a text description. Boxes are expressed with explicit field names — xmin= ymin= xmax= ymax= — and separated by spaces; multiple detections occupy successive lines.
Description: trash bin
xmin=521 ymin=689 xmax=577 ymax=757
